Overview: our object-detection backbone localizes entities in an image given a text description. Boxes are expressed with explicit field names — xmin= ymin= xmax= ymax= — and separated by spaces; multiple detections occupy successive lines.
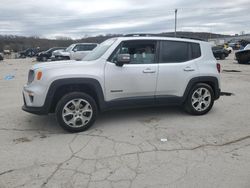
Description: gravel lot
xmin=0 ymin=54 xmax=250 ymax=188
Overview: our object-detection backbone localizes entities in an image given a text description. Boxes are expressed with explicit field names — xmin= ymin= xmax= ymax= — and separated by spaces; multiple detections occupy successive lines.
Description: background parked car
xmin=235 ymin=44 xmax=250 ymax=64
xmin=19 ymin=48 xmax=40 ymax=58
xmin=0 ymin=53 xmax=3 ymax=61
xmin=224 ymin=44 xmax=233 ymax=53
xmin=36 ymin=47 xmax=66 ymax=62
xmin=51 ymin=49 xmax=67 ymax=61
xmin=53 ymin=43 xmax=98 ymax=61
xmin=3 ymin=50 xmax=11 ymax=55
xmin=212 ymin=46 xmax=229 ymax=60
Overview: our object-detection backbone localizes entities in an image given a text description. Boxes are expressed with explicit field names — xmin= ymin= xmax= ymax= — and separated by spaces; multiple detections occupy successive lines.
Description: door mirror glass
xmin=116 ymin=54 xmax=130 ymax=66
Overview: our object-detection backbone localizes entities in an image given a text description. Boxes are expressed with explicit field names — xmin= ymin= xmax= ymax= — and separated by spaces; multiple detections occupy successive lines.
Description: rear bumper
xmin=215 ymin=88 xmax=221 ymax=100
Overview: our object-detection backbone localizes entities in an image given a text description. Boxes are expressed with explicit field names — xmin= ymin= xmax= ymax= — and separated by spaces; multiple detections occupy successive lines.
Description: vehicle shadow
xmin=97 ymin=106 xmax=184 ymax=123
xmin=21 ymin=107 xmax=189 ymax=134
xmin=23 ymin=106 xmax=186 ymax=133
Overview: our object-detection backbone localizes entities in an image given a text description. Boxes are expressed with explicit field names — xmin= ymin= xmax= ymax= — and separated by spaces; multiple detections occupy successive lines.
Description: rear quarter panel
xmin=197 ymin=42 xmax=221 ymax=88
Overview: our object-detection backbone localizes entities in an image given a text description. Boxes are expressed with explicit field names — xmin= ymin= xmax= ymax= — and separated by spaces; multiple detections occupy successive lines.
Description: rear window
xmin=159 ymin=41 xmax=201 ymax=63
xmin=191 ymin=43 xmax=201 ymax=59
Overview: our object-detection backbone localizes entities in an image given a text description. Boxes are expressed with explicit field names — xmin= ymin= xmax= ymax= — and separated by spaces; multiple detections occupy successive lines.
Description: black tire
xmin=184 ymin=83 xmax=214 ymax=115
xmin=220 ymin=53 xmax=225 ymax=60
xmin=56 ymin=92 xmax=98 ymax=132
xmin=238 ymin=61 xmax=245 ymax=64
xmin=42 ymin=56 xmax=47 ymax=62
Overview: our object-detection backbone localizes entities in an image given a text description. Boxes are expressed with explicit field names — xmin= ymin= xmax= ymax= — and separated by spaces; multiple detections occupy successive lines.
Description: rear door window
xmin=159 ymin=41 xmax=201 ymax=63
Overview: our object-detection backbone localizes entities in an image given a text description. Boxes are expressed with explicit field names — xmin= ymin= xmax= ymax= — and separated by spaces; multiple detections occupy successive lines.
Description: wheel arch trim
xmin=182 ymin=76 xmax=220 ymax=102
xmin=44 ymin=78 xmax=105 ymax=114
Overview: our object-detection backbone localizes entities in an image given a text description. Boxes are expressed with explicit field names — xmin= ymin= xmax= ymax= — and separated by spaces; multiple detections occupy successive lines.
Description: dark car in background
xmin=235 ymin=44 xmax=250 ymax=64
xmin=212 ymin=46 xmax=230 ymax=60
xmin=36 ymin=47 xmax=66 ymax=62
xmin=0 ymin=53 xmax=3 ymax=61
xmin=19 ymin=48 xmax=40 ymax=58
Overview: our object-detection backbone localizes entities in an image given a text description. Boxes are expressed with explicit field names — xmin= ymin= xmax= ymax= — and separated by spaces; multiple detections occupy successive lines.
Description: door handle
xmin=143 ymin=69 xmax=156 ymax=73
xmin=183 ymin=66 xmax=195 ymax=72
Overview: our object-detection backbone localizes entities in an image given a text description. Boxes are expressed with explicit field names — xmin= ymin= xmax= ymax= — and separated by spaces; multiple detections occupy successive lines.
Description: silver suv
xmin=52 ymin=43 xmax=98 ymax=61
xmin=22 ymin=35 xmax=221 ymax=132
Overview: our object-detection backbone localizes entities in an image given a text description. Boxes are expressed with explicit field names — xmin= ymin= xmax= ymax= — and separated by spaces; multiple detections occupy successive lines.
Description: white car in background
xmin=51 ymin=49 xmax=66 ymax=61
xmin=52 ymin=43 xmax=98 ymax=61
xmin=225 ymin=46 xmax=233 ymax=53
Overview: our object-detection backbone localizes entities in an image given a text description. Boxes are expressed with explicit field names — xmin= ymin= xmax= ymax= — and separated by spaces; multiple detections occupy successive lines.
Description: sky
xmin=0 ymin=0 xmax=249 ymax=39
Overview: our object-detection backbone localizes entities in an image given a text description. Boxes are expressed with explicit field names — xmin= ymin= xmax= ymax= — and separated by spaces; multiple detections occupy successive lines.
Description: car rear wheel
xmin=184 ymin=83 xmax=214 ymax=115
xmin=56 ymin=92 xmax=97 ymax=132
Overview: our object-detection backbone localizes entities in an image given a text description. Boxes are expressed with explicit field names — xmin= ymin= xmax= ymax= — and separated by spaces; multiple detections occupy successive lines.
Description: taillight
xmin=216 ymin=63 xmax=221 ymax=73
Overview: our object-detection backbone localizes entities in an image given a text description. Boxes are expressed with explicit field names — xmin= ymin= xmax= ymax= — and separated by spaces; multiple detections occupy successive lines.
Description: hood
xmin=57 ymin=51 xmax=70 ymax=56
xmin=237 ymin=49 xmax=250 ymax=53
xmin=32 ymin=60 xmax=76 ymax=70
xmin=31 ymin=60 xmax=96 ymax=70
xmin=52 ymin=50 xmax=64 ymax=56
xmin=38 ymin=51 xmax=46 ymax=55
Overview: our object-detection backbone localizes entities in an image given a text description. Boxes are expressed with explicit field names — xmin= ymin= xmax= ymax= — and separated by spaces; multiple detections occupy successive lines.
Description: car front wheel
xmin=220 ymin=53 xmax=225 ymax=60
xmin=184 ymin=83 xmax=214 ymax=115
xmin=56 ymin=92 xmax=97 ymax=132
xmin=42 ymin=56 xmax=47 ymax=62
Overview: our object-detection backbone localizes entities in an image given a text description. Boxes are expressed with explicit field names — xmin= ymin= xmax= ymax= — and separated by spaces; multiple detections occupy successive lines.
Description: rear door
xmin=156 ymin=40 xmax=201 ymax=100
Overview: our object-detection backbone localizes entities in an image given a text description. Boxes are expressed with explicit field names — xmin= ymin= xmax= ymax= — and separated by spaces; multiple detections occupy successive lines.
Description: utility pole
xmin=175 ymin=9 xmax=178 ymax=37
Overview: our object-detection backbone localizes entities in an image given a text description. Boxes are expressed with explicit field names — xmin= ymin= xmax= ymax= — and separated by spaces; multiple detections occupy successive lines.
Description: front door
xmin=104 ymin=40 xmax=159 ymax=102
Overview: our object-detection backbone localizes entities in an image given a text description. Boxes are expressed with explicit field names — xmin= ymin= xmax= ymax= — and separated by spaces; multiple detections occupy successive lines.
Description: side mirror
xmin=73 ymin=48 xmax=77 ymax=52
xmin=116 ymin=54 xmax=130 ymax=66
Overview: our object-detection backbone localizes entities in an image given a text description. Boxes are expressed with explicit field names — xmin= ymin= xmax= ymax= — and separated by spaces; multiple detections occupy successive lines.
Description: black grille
xmin=27 ymin=70 xmax=35 ymax=84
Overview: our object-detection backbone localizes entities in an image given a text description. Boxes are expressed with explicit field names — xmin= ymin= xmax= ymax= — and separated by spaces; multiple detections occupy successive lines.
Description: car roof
xmin=116 ymin=36 xmax=205 ymax=44
xmin=73 ymin=43 xmax=98 ymax=45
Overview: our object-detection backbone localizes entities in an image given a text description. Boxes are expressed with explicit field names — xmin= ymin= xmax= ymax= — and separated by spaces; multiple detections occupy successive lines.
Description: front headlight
xmin=27 ymin=70 xmax=35 ymax=84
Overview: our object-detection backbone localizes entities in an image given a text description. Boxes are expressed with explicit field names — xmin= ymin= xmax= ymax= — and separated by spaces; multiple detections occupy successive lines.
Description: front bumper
xmin=22 ymin=104 xmax=47 ymax=115
xmin=22 ymin=86 xmax=49 ymax=115
xmin=36 ymin=56 xmax=43 ymax=61
xmin=22 ymin=91 xmax=48 ymax=115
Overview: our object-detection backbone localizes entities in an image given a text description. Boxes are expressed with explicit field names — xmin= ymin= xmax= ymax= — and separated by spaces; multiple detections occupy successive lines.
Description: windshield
xmin=83 ymin=38 xmax=117 ymax=61
xmin=66 ymin=44 xmax=74 ymax=52
xmin=244 ymin=44 xmax=250 ymax=50
xmin=45 ymin=48 xmax=53 ymax=53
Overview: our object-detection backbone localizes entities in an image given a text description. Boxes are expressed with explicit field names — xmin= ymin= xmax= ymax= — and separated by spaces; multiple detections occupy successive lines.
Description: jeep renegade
xmin=22 ymin=35 xmax=221 ymax=132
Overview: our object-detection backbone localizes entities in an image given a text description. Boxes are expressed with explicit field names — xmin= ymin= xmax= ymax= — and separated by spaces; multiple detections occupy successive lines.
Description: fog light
xmin=29 ymin=95 xmax=34 ymax=103
xmin=27 ymin=91 xmax=34 ymax=96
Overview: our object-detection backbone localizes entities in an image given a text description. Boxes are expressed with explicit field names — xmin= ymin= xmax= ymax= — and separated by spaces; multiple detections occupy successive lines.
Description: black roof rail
xmin=123 ymin=33 xmax=206 ymax=41
xmin=177 ymin=36 xmax=205 ymax=41
xmin=123 ymin=33 xmax=165 ymax=37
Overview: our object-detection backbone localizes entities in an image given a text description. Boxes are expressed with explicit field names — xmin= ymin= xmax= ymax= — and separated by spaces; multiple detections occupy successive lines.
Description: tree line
xmin=0 ymin=32 xmax=230 ymax=52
